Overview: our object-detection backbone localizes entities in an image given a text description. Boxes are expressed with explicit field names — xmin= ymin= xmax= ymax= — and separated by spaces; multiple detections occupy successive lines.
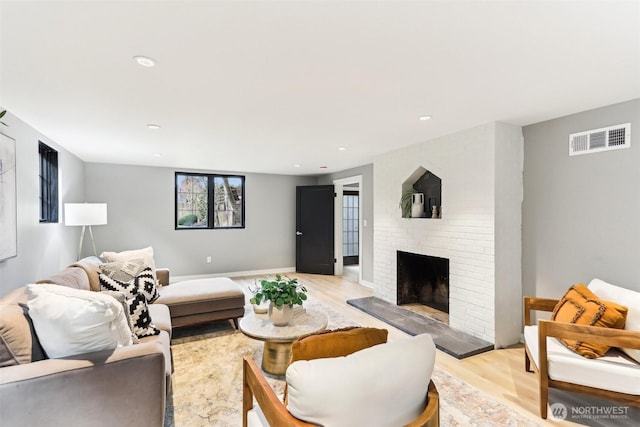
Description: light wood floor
xmin=233 ymin=272 xmax=592 ymax=426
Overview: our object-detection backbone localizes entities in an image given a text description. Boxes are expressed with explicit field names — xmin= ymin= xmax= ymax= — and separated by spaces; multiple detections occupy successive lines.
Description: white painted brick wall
xmin=373 ymin=123 xmax=498 ymax=343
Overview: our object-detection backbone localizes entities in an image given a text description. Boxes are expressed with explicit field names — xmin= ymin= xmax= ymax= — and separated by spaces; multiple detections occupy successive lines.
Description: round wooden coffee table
xmin=239 ymin=308 xmax=328 ymax=375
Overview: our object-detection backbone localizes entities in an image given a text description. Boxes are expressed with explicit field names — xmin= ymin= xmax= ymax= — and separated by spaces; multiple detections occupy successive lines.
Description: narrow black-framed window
xmin=343 ymin=190 xmax=359 ymax=265
xmin=175 ymin=172 xmax=245 ymax=229
xmin=38 ymin=142 xmax=58 ymax=223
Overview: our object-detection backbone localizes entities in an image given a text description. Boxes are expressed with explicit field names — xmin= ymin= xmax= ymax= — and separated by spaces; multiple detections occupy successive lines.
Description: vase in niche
xmin=431 ymin=205 xmax=438 ymax=218
xmin=411 ymin=193 xmax=425 ymax=218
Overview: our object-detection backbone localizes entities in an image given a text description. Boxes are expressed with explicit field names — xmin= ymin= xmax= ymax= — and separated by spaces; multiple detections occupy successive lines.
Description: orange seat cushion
xmin=551 ymin=284 xmax=628 ymax=358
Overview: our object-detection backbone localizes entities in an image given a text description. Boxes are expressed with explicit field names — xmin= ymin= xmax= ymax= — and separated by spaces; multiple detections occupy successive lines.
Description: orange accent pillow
xmin=551 ymin=284 xmax=628 ymax=358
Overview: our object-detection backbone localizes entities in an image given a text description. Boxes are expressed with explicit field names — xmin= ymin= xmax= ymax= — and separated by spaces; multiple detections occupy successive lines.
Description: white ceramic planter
xmin=411 ymin=192 xmax=425 ymax=218
xmin=269 ymin=303 xmax=293 ymax=326
xmin=253 ymin=300 xmax=270 ymax=314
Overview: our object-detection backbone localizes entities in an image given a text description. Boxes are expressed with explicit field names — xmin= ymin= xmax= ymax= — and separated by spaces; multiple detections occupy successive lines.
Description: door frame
xmin=333 ymin=175 xmax=363 ymax=283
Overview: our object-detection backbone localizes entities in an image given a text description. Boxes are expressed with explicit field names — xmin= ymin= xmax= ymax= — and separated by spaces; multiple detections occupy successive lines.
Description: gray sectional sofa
xmin=0 ymin=256 xmax=246 ymax=426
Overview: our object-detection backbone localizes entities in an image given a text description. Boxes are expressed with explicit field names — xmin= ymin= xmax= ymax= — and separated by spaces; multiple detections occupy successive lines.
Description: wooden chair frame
xmin=242 ymin=356 xmax=439 ymax=427
xmin=523 ymin=297 xmax=640 ymax=419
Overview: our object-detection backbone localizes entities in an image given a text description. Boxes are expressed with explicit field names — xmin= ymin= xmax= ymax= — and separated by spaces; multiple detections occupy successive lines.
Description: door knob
xmin=296 ymin=231 xmax=303 ymax=236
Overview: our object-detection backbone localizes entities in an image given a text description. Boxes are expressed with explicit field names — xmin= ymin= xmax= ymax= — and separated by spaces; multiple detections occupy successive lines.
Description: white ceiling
xmin=1 ymin=1 xmax=639 ymax=175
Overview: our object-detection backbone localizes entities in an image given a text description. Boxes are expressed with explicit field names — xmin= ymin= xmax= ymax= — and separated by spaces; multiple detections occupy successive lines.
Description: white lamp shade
xmin=64 ymin=203 xmax=108 ymax=226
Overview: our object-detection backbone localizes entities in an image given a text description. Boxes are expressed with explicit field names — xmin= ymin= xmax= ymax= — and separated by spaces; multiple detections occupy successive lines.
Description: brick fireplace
xmin=373 ymin=122 xmax=523 ymax=347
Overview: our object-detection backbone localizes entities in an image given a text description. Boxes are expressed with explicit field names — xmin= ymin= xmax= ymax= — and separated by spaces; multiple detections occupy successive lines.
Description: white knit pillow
xmin=26 ymin=284 xmax=134 ymax=358
xmin=286 ymin=333 xmax=436 ymax=427
xmin=100 ymin=247 xmax=157 ymax=284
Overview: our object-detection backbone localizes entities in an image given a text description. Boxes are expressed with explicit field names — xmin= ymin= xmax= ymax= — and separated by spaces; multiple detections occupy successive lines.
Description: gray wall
xmin=522 ymin=98 xmax=640 ymax=300
xmin=316 ymin=163 xmax=374 ymax=283
xmin=85 ymin=163 xmax=315 ymax=277
xmin=0 ymin=112 xmax=85 ymax=295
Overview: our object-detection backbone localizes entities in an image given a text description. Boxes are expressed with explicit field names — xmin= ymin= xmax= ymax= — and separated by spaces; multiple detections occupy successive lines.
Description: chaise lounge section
xmin=154 ymin=273 xmax=245 ymax=329
xmin=68 ymin=255 xmax=246 ymax=329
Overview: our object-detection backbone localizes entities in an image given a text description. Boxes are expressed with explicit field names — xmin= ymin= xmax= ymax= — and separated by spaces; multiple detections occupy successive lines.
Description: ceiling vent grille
xmin=569 ymin=123 xmax=630 ymax=156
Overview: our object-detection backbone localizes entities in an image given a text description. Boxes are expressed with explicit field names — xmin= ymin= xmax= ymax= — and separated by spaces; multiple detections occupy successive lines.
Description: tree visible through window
xmin=176 ymin=174 xmax=208 ymax=227
xmin=175 ymin=173 xmax=244 ymax=229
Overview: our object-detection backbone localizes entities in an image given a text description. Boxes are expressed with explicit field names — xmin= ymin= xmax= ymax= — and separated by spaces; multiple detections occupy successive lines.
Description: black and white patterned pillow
xmin=127 ymin=292 xmax=160 ymax=338
xmin=99 ymin=266 xmax=159 ymax=303
xmin=99 ymin=270 xmax=160 ymax=338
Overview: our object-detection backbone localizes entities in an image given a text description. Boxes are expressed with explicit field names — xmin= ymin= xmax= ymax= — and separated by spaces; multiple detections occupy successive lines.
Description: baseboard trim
xmin=171 ymin=267 xmax=296 ymax=283
xmin=359 ymin=279 xmax=375 ymax=289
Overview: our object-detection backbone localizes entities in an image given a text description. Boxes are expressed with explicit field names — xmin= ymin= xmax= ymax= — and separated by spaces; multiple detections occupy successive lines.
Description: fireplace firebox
xmin=397 ymin=251 xmax=449 ymax=313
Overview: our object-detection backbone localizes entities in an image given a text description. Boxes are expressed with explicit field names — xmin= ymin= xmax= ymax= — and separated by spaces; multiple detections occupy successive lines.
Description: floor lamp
xmin=64 ymin=203 xmax=108 ymax=260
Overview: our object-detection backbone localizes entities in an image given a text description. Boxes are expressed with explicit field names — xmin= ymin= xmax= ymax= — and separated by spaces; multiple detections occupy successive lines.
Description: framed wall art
xmin=0 ymin=132 xmax=17 ymax=261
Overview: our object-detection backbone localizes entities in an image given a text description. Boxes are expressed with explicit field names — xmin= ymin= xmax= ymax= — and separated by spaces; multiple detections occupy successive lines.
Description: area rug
xmin=165 ymin=300 xmax=538 ymax=426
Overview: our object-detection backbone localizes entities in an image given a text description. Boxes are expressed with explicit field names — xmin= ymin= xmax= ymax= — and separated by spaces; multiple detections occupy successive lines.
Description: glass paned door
xmin=343 ymin=191 xmax=359 ymax=265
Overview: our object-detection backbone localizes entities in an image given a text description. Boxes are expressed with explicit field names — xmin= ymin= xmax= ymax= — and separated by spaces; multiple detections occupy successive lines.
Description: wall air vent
xmin=569 ymin=123 xmax=630 ymax=156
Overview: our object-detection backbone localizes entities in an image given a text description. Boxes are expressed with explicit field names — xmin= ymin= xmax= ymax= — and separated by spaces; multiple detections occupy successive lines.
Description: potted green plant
xmin=248 ymin=280 xmax=270 ymax=314
xmin=399 ymin=187 xmax=417 ymax=218
xmin=249 ymin=274 xmax=307 ymax=326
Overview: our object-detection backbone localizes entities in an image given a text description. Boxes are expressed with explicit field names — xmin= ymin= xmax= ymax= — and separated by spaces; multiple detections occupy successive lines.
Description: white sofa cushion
xmin=26 ymin=284 xmax=134 ymax=358
xmin=524 ymin=325 xmax=640 ymax=395
xmin=588 ymin=278 xmax=640 ymax=363
xmin=285 ymin=333 xmax=436 ymax=427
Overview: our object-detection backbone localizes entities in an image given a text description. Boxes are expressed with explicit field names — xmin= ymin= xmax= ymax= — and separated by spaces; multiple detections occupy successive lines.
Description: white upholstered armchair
xmin=242 ymin=329 xmax=439 ymax=427
xmin=523 ymin=279 xmax=640 ymax=419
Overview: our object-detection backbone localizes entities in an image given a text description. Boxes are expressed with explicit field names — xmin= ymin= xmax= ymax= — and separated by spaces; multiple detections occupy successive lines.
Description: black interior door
xmin=296 ymin=185 xmax=334 ymax=275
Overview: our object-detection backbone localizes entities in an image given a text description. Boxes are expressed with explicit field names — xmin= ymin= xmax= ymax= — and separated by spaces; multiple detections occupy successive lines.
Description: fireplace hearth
xmin=397 ymin=251 xmax=449 ymax=313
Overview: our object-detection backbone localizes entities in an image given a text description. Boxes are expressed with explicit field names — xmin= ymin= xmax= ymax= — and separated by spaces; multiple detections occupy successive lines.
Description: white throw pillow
xmin=100 ymin=247 xmax=157 ymax=284
xmin=286 ymin=333 xmax=436 ymax=427
xmin=26 ymin=284 xmax=134 ymax=358
xmin=588 ymin=278 xmax=640 ymax=363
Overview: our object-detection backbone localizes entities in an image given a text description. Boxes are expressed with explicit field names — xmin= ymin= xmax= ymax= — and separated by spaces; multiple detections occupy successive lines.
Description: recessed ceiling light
xmin=320 ymin=166 xmax=328 ymax=169
xmin=419 ymin=115 xmax=432 ymax=121
xmin=338 ymin=147 xmax=346 ymax=151
xmin=153 ymin=153 xmax=162 ymax=157
xmin=134 ymin=56 xmax=157 ymax=67
xmin=294 ymin=164 xmax=301 ymax=168
xmin=147 ymin=124 xmax=161 ymax=130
